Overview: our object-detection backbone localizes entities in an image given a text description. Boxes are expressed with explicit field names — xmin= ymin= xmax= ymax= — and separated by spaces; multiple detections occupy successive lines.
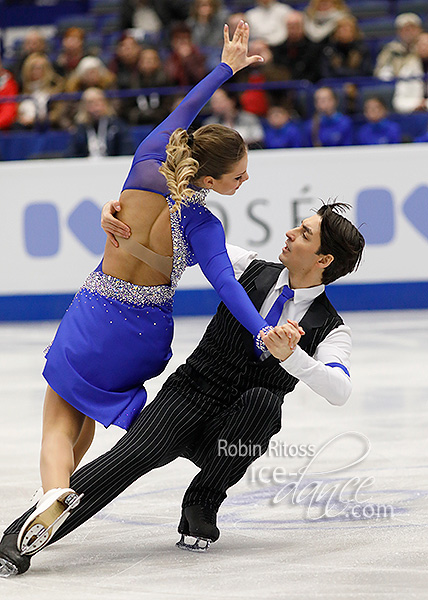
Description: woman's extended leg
xmin=12 ymin=387 xmax=88 ymax=556
xmin=40 ymin=386 xmax=87 ymax=491
xmin=0 ymin=382 xmax=206 ymax=574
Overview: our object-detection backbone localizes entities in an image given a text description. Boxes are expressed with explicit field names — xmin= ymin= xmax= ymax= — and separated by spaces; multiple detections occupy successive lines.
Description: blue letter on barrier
xmin=356 ymin=189 xmax=394 ymax=245
xmin=403 ymin=185 xmax=428 ymax=241
xmin=24 ymin=203 xmax=59 ymax=257
xmin=68 ymin=199 xmax=105 ymax=255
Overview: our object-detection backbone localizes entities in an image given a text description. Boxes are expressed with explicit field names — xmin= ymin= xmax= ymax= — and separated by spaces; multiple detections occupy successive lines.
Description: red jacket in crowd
xmin=0 ymin=67 xmax=19 ymax=129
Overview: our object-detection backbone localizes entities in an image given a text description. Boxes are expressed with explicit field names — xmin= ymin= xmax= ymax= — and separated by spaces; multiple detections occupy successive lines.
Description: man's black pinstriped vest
xmin=178 ymin=259 xmax=344 ymax=403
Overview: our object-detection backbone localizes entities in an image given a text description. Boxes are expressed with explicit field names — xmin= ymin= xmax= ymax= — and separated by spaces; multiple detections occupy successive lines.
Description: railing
xmin=1 ymin=75 xmax=428 ymax=161
xmin=2 ymin=72 xmax=427 ymax=111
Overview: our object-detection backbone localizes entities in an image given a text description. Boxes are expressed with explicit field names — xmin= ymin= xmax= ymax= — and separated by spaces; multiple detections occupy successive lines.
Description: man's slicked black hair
xmin=316 ymin=201 xmax=365 ymax=285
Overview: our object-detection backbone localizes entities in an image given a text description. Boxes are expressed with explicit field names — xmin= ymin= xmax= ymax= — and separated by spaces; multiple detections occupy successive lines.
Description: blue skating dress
xmin=43 ymin=63 xmax=268 ymax=430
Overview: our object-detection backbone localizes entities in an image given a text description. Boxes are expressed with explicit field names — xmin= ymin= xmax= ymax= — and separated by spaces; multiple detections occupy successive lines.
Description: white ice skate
xmin=17 ymin=488 xmax=83 ymax=555
xmin=29 ymin=486 xmax=43 ymax=507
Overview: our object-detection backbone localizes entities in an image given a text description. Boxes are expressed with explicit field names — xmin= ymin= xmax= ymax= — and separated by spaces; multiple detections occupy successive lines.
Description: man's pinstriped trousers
xmin=5 ymin=380 xmax=283 ymax=546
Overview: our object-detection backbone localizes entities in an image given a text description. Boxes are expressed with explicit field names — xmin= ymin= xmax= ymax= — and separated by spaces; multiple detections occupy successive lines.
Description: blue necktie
xmin=265 ymin=285 xmax=294 ymax=326
xmin=255 ymin=286 xmax=294 ymax=357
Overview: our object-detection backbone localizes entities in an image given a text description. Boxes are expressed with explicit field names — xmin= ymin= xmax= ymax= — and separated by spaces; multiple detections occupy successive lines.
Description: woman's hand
xmin=262 ymin=320 xmax=304 ymax=362
xmin=101 ymin=200 xmax=131 ymax=248
xmin=221 ymin=20 xmax=263 ymax=75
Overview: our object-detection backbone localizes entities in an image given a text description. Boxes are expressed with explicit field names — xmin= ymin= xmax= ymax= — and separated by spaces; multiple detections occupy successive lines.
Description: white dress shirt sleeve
xmin=226 ymin=244 xmax=259 ymax=279
xmin=280 ymin=324 xmax=352 ymax=406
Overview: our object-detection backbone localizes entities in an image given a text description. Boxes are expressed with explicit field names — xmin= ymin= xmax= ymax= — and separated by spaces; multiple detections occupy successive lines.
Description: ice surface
xmin=1 ymin=311 xmax=428 ymax=599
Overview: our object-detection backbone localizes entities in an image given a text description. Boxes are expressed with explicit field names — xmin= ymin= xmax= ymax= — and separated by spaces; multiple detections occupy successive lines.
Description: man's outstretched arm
xmin=264 ymin=322 xmax=352 ymax=406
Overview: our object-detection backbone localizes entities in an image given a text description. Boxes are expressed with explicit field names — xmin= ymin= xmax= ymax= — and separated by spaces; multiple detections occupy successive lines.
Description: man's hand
xmin=262 ymin=320 xmax=304 ymax=362
xmin=101 ymin=200 xmax=131 ymax=248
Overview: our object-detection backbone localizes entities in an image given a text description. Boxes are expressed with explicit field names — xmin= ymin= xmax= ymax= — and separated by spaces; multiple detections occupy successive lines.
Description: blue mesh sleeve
xmin=122 ymin=63 xmax=233 ymax=195
xmin=182 ymin=204 xmax=268 ymax=336
xmin=122 ymin=158 xmax=170 ymax=196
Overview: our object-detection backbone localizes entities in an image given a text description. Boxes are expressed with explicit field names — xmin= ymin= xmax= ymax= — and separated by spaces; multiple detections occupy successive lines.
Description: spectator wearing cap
xmin=0 ymin=55 xmax=19 ymax=130
xmin=392 ymin=32 xmax=428 ymax=113
xmin=57 ymin=57 xmax=116 ymax=129
xmin=374 ymin=13 xmax=423 ymax=81
xmin=356 ymin=97 xmax=401 ymax=145
xmin=245 ymin=0 xmax=293 ymax=47
xmin=66 ymin=57 xmax=116 ymax=94
xmin=54 ymin=27 xmax=87 ymax=78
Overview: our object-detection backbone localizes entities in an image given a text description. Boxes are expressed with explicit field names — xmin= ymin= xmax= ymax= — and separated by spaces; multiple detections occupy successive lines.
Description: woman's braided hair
xmin=159 ymin=123 xmax=247 ymax=209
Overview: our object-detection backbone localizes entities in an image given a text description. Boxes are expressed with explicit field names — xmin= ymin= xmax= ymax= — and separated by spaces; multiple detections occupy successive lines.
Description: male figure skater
xmin=0 ymin=202 xmax=364 ymax=575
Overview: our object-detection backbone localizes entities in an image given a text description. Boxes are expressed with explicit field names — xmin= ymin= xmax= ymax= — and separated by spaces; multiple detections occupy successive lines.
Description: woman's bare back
xmin=102 ymin=189 xmax=173 ymax=286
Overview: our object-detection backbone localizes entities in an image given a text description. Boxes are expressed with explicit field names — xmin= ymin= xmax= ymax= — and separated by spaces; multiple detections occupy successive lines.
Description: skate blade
xmin=20 ymin=492 xmax=84 ymax=555
xmin=0 ymin=557 xmax=19 ymax=578
xmin=176 ymin=534 xmax=211 ymax=552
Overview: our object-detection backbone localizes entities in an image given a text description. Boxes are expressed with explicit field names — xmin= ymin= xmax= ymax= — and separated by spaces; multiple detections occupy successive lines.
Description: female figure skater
xmin=15 ymin=21 xmax=272 ymax=557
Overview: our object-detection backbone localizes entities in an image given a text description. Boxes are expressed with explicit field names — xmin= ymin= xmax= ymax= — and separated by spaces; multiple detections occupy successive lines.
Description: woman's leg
xmin=28 ymin=412 xmax=95 ymax=501
xmin=11 ymin=388 xmax=88 ymax=557
xmin=40 ymin=386 xmax=87 ymax=491
xmin=72 ymin=417 xmax=96 ymax=472
xmin=0 ymin=383 xmax=205 ymax=575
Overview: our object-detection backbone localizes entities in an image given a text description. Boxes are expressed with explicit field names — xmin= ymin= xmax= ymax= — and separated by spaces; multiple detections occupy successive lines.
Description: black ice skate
xmin=176 ymin=505 xmax=220 ymax=552
xmin=0 ymin=534 xmax=31 ymax=577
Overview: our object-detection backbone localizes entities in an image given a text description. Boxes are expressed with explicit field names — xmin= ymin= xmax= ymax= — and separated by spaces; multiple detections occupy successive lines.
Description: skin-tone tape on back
xmin=118 ymin=237 xmax=173 ymax=279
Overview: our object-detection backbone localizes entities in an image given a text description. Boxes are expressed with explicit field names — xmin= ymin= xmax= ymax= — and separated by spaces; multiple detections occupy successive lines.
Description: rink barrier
xmin=1 ymin=281 xmax=427 ymax=322
xmin=2 ymin=146 xmax=427 ymax=321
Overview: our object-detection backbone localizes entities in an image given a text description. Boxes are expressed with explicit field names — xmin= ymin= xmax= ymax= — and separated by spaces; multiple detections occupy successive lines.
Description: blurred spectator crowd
xmin=1 ymin=0 xmax=428 ymax=160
